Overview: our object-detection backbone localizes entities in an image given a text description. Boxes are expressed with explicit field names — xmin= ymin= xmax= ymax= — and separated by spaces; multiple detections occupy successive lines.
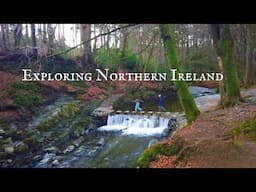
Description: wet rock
xmin=33 ymin=155 xmax=41 ymax=161
xmin=4 ymin=137 xmax=13 ymax=145
xmin=74 ymin=146 xmax=85 ymax=156
xmin=52 ymin=159 xmax=59 ymax=166
xmin=36 ymin=153 xmax=56 ymax=167
xmin=189 ymin=86 xmax=217 ymax=98
xmin=4 ymin=146 xmax=14 ymax=153
xmin=63 ymin=145 xmax=75 ymax=154
xmin=7 ymin=159 xmax=12 ymax=163
xmin=14 ymin=141 xmax=29 ymax=153
xmin=44 ymin=146 xmax=59 ymax=153
xmin=97 ymin=137 xmax=105 ymax=146
xmin=0 ymin=152 xmax=8 ymax=160
xmin=0 ymin=129 xmax=5 ymax=136
xmin=72 ymin=138 xmax=83 ymax=147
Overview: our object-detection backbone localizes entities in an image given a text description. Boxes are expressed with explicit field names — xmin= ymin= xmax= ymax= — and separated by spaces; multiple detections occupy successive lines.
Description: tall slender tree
xmin=1 ymin=24 xmax=10 ymax=51
xmin=80 ymin=24 xmax=92 ymax=67
xmin=160 ymin=24 xmax=200 ymax=123
xmin=31 ymin=24 xmax=37 ymax=56
xmin=14 ymin=24 xmax=22 ymax=49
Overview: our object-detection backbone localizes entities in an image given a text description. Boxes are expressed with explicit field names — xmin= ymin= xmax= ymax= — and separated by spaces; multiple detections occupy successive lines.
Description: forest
xmin=0 ymin=24 xmax=256 ymax=168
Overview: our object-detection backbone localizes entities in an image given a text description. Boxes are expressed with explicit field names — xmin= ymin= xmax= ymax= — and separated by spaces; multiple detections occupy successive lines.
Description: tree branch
xmin=46 ymin=24 xmax=138 ymax=59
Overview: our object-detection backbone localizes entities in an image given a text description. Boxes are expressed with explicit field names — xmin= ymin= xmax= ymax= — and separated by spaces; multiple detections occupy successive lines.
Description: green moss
xmin=23 ymin=134 xmax=40 ymax=146
xmin=72 ymin=117 xmax=89 ymax=132
xmin=58 ymin=102 xmax=81 ymax=119
xmin=218 ymin=25 xmax=241 ymax=107
xmin=11 ymin=82 xmax=39 ymax=93
xmin=70 ymin=81 xmax=87 ymax=88
xmin=0 ymin=118 xmax=15 ymax=137
xmin=231 ymin=115 xmax=256 ymax=139
xmin=160 ymin=24 xmax=200 ymax=123
xmin=12 ymin=93 xmax=42 ymax=107
xmin=37 ymin=118 xmax=58 ymax=132
xmin=137 ymin=142 xmax=182 ymax=168
xmin=0 ymin=118 xmax=11 ymax=130
xmin=37 ymin=102 xmax=81 ymax=132
xmin=70 ymin=117 xmax=89 ymax=137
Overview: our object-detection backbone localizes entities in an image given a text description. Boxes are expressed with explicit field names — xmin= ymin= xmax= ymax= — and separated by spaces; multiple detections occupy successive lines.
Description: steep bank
xmin=147 ymin=88 xmax=256 ymax=168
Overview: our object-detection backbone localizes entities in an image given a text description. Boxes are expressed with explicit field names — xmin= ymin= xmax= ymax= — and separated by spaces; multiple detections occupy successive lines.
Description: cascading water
xmin=98 ymin=114 xmax=172 ymax=137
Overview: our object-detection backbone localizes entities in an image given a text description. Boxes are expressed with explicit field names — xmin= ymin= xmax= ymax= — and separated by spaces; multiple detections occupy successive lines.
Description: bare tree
xmin=31 ymin=24 xmax=37 ymax=56
xmin=14 ymin=24 xmax=22 ymax=49
xmin=80 ymin=24 xmax=92 ymax=67
xmin=1 ymin=24 xmax=10 ymax=51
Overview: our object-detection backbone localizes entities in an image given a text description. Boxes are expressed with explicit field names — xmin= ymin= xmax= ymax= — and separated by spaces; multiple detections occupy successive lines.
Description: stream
xmin=24 ymin=86 xmax=217 ymax=168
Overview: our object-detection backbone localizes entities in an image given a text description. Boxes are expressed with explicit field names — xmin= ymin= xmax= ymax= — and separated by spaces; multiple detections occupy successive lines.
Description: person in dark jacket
xmin=158 ymin=94 xmax=167 ymax=112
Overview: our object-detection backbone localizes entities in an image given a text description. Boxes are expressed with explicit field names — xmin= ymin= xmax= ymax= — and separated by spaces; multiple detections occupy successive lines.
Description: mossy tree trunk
xmin=160 ymin=24 xmax=200 ymax=123
xmin=211 ymin=24 xmax=241 ymax=107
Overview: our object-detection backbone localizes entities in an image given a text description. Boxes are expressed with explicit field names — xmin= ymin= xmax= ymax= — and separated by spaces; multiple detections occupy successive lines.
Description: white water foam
xmin=98 ymin=114 xmax=171 ymax=136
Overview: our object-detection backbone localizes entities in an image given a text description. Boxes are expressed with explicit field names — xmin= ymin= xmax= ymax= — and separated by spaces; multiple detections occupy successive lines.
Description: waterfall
xmin=98 ymin=114 xmax=172 ymax=137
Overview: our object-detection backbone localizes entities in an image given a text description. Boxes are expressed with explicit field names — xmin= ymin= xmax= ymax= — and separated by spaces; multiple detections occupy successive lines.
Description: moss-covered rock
xmin=0 ymin=118 xmax=16 ymax=137
xmin=14 ymin=141 xmax=29 ymax=153
xmin=58 ymin=102 xmax=81 ymax=119
xmin=137 ymin=142 xmax=177 ymax=168
xmin=23 ymin=133 xmax=40 ymax=146
xmin=137 ymin=138 xmax=185 ymax=168
xmin=37 ymin=102 xmax=81 ymax=132
xmin=71 ymin=117 xmax=89 ymax=137
xmin=37 ymin=118 xmax=58 ymax=132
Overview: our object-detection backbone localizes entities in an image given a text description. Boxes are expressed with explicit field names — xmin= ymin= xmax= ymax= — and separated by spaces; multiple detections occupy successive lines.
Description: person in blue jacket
xmin=158 ymin=94 xmax=167 ymax=112
xmin=134 ymin=99 xmax=143 ymax=112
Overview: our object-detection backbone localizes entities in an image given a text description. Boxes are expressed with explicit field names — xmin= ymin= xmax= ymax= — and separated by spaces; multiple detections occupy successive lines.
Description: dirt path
xmin=150 ymin=88 xmax=256 ymax=168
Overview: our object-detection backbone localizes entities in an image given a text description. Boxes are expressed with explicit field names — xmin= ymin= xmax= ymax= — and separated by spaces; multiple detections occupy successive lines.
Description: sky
xmin=21 ymin=24 xmax=119 ymax=48
xmin=56 ymin=24 xmax=80 ymax=47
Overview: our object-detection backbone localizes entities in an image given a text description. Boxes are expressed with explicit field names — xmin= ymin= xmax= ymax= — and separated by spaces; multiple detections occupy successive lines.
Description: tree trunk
xmin=14 ymin=24 xmax=22 ymax=49
xmin=80 ymin=24 xmax=92 ymax=67
xmin=1 ymin=24 xmax=10 ymax=51
xmin=31 ymin=24 xmax=37 ymax=56
xmin=211 ymin=24 xmax=241 ymax=106
xmin=244 ymin=25 xmax=253 ymax=86
xmin=160 ymin=24 xmax=200 ymax=123
xmin=47 ymin=24 xmax=55 ymax=55
xmin=120 ymin=28 xmax=129 ymax=61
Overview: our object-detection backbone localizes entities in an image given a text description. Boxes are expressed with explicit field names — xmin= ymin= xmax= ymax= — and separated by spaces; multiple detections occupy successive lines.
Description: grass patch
xmin=137 ymin=142 xmax=182 ymax=168
xmin=231 ymin=115 xmax=256 ymax=139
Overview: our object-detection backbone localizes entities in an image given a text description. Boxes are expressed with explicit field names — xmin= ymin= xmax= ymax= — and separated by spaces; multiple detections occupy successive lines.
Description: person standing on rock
xmin=134 ymin=99 xmax=143 ymax=112
xmin=158 ymin=94 xmax=167 ymax=112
